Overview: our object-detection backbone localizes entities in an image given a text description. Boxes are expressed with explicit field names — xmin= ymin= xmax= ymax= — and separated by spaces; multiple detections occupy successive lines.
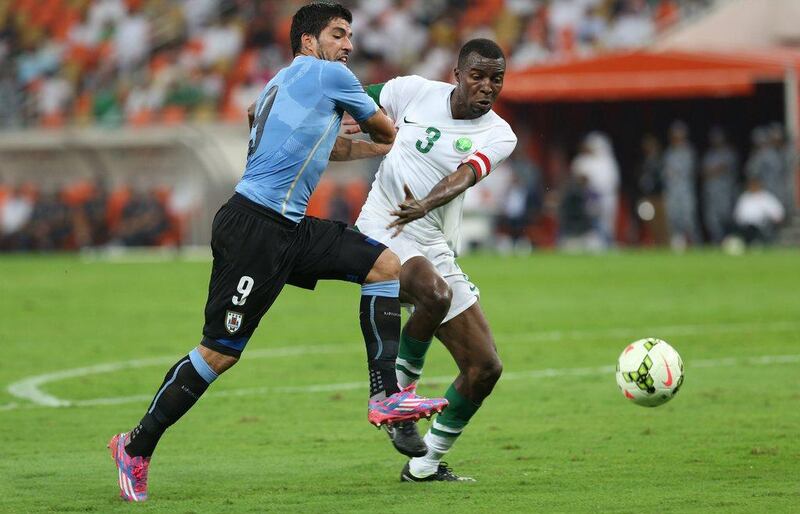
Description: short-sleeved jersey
xmin=357 ymin=75 xmax=517 ymax=252
xmin=236 ymin=55 xmax=378 ymax=222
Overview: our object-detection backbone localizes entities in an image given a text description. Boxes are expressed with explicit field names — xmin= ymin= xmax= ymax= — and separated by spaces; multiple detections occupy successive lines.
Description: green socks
xmin=395 ymin=329 xmax=431 ymax=388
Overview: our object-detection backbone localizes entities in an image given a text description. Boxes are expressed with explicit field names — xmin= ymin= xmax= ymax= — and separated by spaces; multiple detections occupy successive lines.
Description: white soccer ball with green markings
xmin=616 ymin=338 xmax=684 ymax=407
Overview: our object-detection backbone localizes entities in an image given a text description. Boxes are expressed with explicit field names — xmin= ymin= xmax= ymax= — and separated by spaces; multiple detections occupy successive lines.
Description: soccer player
xmin=108 ymin=3 xmax=447 ymax=502
xmin=353 ymin=39 xmax=517 ymax=481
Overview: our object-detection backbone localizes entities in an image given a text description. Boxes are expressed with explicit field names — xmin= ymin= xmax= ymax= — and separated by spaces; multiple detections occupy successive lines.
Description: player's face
xmin=454 ymin=54 xmax=505 ymax=117
xmin=315 ymin=18 xmax=353 ymax=65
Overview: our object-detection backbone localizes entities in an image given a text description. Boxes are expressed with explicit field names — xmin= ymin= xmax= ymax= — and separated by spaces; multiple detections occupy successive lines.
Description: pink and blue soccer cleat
xmin=108 ymin=433 xmax=150 ymax=502
xmin=368 ymin=384 xmax=448 ymax=427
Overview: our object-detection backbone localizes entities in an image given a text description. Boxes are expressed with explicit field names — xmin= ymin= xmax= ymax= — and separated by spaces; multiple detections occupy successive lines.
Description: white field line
xmin=5 ymin=345 xmax=351 ymax=408
xmin=3 ymin=321 xmax=799 ymax=412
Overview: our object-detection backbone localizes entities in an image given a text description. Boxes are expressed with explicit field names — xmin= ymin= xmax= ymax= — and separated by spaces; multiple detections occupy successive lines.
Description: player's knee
xmin=198 ymin=345 xmax=239 ymax=375
xmin=419 ymin=278 xmax=452 ymax=318
xmin=469 ymin=356 xmax=503 ymax=388
xmin=367 ymin=249 xmax=401 ymax=283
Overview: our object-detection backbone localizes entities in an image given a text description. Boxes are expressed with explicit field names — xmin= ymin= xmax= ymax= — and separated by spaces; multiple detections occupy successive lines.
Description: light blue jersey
xmin=235 ymin=55 xmax=378 ymax=222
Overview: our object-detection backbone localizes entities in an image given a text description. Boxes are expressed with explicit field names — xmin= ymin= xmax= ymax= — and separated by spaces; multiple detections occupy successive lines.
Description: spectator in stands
xmin=83 ymin=176 xmax=111 ymax=246
xmin=510 ymin=13 xmax=550 ymax=69
xmin=732 ymin=177 xmax=785 ymax=245
xmin=327 ymin=183 xmax=352 ymax=225
xmin=495 ymin=164 xmax=538 ymax=254
xmin=701 ymin=126 xmax=738 ymax=244
xmin=3 ymin=0 xmax=712 ymax=128
xmin=767 ymin=122 xmax=795 ymax=213
xmin=638 ymin=133 xmax=668 ymax=245
xmin=577 ymin=3 xmax=608 ymax=51
xmin=662 ymin=120 xmax=700 ymax=249
xmin=558 ymin=172 xmax=602 ymax=252
xmin=114 ymin=3 xmax=151 ymax=73
xmin=113 ymin=187 xmax=170 ymax=246
xmin=0 ymin=66 xmax=22 ymax=128
xmin=745 ymin=126 xmax=784 ymax=211
xmin=571 ymin=132 xmax=620 ymax=247
xmin=24 ymin=187 xmax=74 ymax=251
xmin=36 ymin=69 xmax=73 ymax=123
xmin=638 ymin=133 xmax=663 ymax=199
xmin=604 ymin=0 xmax=655 ymax=49
xmin=0 ymin=183 xmax=34 ymax=250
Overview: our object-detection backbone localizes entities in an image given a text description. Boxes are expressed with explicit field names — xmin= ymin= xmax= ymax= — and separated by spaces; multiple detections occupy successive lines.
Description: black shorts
xmin=201 ymin=193 xmax=386 ymax=356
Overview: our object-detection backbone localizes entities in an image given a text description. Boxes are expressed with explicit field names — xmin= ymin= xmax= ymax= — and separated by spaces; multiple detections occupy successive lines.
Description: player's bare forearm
xmin=416 ymin=164 xmax=476 ymax=213
xmin=388 ymin=164 xmax=476 ymax=233
xmin=330 ymin=137 xmax=392 ymax=161
xmin=359 ymin=110 xmax=396 ymax=144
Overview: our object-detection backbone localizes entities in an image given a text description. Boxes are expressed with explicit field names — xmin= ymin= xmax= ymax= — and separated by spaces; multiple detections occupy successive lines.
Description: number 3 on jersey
xmin=416 ymin=127 xmax=441 ymax=154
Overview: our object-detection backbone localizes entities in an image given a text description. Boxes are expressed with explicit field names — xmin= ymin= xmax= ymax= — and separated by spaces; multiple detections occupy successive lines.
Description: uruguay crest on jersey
xmin=225 ymin=310 xmax=243 ymax=334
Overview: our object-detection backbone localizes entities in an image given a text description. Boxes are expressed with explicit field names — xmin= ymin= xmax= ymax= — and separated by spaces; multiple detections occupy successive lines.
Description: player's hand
xmin=388 ymin=184 xmax=428 ymax=237
xmin=341 ymin=113 xmax=362 ymax=135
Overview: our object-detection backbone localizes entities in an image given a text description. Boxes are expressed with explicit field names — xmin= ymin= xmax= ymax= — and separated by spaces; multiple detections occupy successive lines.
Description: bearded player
xmin=354 ymin=39 xmax=517 ymax=481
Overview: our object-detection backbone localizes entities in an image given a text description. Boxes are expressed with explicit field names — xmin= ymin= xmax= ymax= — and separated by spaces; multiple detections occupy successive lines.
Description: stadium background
xmin=1 ymin=0 xmax=798 ymax=252
xmin=2 ymin=2 xmax=800 ymax=511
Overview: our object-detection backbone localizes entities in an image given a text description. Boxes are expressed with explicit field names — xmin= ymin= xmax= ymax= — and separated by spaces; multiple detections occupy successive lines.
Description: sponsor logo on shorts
xmin=225 ymin=310 xmax=244 ymax=334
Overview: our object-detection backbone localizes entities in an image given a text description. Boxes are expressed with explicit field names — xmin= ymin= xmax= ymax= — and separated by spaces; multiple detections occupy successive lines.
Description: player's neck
xmin=449 ymin=90 xmax=475 ymax=120
xmin=297 ymin=49 xmax=320 ymax=60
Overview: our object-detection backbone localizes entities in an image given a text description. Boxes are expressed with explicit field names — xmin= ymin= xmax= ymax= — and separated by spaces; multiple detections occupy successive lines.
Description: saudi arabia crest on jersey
xmin=225 ymin=310 xmax=243 ymax=334
xmin=454 ymin=137 xmax=472 ymax=153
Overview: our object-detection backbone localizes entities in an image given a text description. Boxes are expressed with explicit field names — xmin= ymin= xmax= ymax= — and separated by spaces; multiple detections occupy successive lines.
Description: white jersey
xmin=357 ymin=75 xmax=517 ymax=252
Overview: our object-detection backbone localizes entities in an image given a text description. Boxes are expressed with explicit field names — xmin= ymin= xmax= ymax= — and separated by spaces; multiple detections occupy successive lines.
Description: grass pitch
xmin=1 ymin=250 xmax=799 ymax=513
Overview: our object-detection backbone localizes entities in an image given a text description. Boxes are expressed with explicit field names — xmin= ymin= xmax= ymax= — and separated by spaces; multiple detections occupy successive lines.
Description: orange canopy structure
xmin=503 ymin=50 xmax=800 ymax=102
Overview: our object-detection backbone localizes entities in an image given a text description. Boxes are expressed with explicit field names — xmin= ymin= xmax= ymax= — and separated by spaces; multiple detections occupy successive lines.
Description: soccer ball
xmin=616 ymin=338 xmax=684 ymax=407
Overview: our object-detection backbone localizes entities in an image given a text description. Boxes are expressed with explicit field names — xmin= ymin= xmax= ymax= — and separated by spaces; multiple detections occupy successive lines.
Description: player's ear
xmin=453 ymin=67 xmax=460 ymax=82
xmin=301 ymin=33 xmax=317 ymax=54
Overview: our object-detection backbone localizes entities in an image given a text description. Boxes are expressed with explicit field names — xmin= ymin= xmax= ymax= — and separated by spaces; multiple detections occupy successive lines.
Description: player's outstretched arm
xmin=329 ymin=136 xmax=393 ymax=161
xmin=358 ymin=109 xmax=396 ymax=145
xmin=388 ymin=163 xmax=477 ymax=235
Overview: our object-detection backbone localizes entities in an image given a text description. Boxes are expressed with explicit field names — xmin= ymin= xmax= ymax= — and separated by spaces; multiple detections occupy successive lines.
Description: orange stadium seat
xmin=52 ymin=5 xmax=79 ymax=41
xmin=62 ymin=181 xmax=95 ymax=207
xmin=460 ymin=0 xmax=503 ymax=31
xmin=72 ymin=92 xmax=93 ymax=125
xmin=153 ymin=186 xmax=182 ymax=246
xmin=14 ymin=0 xmax=37 ymax=15
xmin=128 ymin=109 xmax=154 ymax=127
xmin=230 ymin=50 xmax=256 ymax=84
xmin=0 ymin=186 xmax=9 ymax=210
xmin=161 ymin=106 xmax=186 ymax=125
xmin=221 ymin=99 xmax=246 ymax=124
xmin=305 ymin=179 xmax=335 ymax=219
xmin=40 ymin=112 xmax=66 ymax=129
xmin=106 ymin=187 xmax=131 ymax=232
xmin=343 ymin=180 xmax=368 ymax=222
xmin=655 ymin=0 xmax=681 ymax=31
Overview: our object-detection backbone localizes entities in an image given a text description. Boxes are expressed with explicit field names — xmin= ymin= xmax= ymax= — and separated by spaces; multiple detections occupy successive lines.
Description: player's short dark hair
xmin=457 ymin=39 xmax=505 ymax=69
xmin=290 ymin=2 xmax=353 ymax=55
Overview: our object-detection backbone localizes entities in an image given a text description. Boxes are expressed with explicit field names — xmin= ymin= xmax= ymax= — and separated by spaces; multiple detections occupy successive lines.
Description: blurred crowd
xmin=0 ymin=179 xmax=183 ymax=250
xmin=489 ymin=121 xmax=796 ymax=253
xmin=0 ymin=0 xmax=711 ymax=128
xmin=7 ymin=0 xmax=791 ymax=254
